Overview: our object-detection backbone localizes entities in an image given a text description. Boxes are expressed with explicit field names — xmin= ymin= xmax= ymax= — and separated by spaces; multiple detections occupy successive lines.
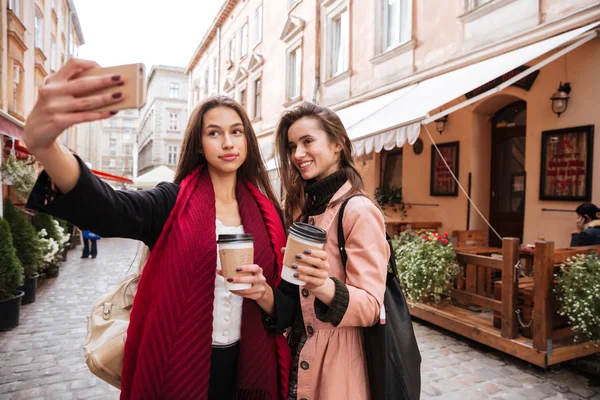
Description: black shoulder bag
xmin=337 ymin=195 xmax=422 ymax=400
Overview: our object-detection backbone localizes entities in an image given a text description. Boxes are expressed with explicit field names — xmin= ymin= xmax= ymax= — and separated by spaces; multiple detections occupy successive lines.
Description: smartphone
xmin=77 ymin=63 xmax=146 ymax=112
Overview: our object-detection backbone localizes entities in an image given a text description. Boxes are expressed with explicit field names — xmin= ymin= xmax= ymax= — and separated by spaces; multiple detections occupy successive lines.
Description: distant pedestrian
xmin=81 ymin=230 xmax=100 ymax=259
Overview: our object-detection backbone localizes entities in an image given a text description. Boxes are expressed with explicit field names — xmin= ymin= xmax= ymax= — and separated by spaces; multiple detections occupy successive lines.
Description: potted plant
xmin=34 ymin=213 xmax=64 ymax=265
xmin=4 ymin=199 xmax=42 ymax=304
xmin=375 ymin=185 xmax=407 ymax=218
xmin=37 ymin=228 xmax=62 ymax=278
xmin=54 ymin=218 xmax=71 ymax=262
xmin=0 ymin=218 xmax=25 ymax=331
xmin=391 ymin=230 xmax=459 ymax=305
xmin=0 ymin=154 xmax=36 ymax=201
xmin=555 ymin=253 xmax=600 ymax=342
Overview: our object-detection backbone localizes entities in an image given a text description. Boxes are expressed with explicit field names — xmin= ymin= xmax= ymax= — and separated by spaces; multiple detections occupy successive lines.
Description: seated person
xmin=570 ymin=203 xmax=600 ymax=247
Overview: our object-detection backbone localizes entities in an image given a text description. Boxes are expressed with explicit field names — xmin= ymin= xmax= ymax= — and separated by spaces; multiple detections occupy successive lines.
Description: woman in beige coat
xmin=274 ymin=102 xmax=390 ymax=400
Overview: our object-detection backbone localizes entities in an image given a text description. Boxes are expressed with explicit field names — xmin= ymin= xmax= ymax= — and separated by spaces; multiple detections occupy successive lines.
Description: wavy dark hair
xmin=174 ymin=96 xmax=279 ymax=209
xmin=275 ymin=101 xmax=366 ymax=227
xmin=576 ymin=203 xmax=600 ymax=222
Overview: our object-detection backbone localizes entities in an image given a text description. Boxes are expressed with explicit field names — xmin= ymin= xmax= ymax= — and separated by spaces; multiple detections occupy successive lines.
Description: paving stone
xmin=571 ymin=387 xmax=597 ymax=398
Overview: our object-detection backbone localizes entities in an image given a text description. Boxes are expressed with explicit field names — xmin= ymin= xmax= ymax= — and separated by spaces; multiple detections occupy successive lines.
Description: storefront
xmin=338 ymin=22 xmax=600 ymax=248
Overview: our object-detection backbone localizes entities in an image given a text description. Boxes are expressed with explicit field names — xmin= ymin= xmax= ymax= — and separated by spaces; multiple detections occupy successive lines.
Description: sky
xmin=76 ymin=0 xmax=225 ymax=70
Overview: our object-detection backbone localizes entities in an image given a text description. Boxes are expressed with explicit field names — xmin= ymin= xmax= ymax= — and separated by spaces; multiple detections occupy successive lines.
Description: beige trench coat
xmin=295 ymin=182 xmax=389 ymax=400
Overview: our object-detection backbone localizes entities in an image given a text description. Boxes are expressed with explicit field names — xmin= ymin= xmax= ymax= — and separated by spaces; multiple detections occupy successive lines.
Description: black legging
xmin=82 ymin=238 xmax=98 ymax=258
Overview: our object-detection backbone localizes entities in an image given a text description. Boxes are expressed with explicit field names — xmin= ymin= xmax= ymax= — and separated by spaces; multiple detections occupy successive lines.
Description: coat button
xmin=307 ymin=325 xmax=314 ymax=335
xmin=308 ymin=217 xmax=315 ymax=225
xmin=302 ymin=288 xmax=309 ymax=297
xmin=300 ymin=361 xmax=309 ymax=370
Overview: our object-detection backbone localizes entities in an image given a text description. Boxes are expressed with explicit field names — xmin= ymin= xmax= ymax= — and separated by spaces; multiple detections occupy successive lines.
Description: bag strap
xmin=337 ymin=194 xmax=366 ymax=268
xmin=337 ymin=194 xmax=400 ymax=278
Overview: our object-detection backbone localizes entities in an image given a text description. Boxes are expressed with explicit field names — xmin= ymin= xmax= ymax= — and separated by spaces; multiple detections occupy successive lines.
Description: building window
xmin=287 ymin=46 xmax=302 ymax=101
xmin=50 ymin=35 xmax=57 ymax=71
xmin=8 ymin=0 xmax=21 ymax=19
xmin=253 ymin=78 xmax=261 ymax=119
xmin=110 ymin=143 xmax=117 ymax=156
xmin=467 ymin=0 xmax=492 ymax=9
xmin=109 ymin=159 xmax=116 ymax=168
xmin=124 ymin=119 xmax=133 ymax=128
xmin=382 ymin=0 xmax=410 ymax=51
xmin=240 ymin=87 xmax=247 ymax=111
xmin=169 ymin=83 xmax=179 ymax=99
xmin=168 ymin=146 xmax=179 ymax=165
xmin=11 ymin=63 xmax=23 ymax=114
xmin=204 ymin=68 xmax=209 ymax=97
xmin=124 ymin=132 xmax=132 ymax=142
xmin=212 ymin=57 xmax=218 ymax=87
xmin=252 ymin=5 xmax=263 ymax=46
xmin=69 ymin=31 xmax=75 ymax=57
xmin=229 ymin=34 xmax=236 ymax=61
xmin=169 ymin=113 xmax=178 ymax=130
xmin=35 ymin=8 xmax=44 ymax=49
xmin=241 ymin=23 xmax=248 ymax=57
xmin=110 ymin=131 xmax=117 ymax=140
xmin=329 ymin=8 xmax=349 ymax=77
xmin=381 ymin=149 xmax=403 ymax=188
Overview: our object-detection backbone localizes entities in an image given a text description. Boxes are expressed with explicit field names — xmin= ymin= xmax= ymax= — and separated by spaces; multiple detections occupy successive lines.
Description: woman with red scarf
xmin=24 ymin=59 xmax=301 ymax=399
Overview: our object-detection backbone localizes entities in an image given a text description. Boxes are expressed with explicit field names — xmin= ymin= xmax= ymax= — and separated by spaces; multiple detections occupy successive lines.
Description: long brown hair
xmin=275 ymin=101 xmax=366 ymax=227
xmin=174 ymin=96 xmax=280 ymax=210
xmin=138 ymin=97 xmax=280 ymax=269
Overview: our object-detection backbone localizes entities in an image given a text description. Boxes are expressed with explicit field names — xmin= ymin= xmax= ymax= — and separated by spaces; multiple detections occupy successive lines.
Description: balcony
xmin=7 ymin=10 xmax=27 ymax=53
xmin=35 ymin=48 xmax=48 ymax=77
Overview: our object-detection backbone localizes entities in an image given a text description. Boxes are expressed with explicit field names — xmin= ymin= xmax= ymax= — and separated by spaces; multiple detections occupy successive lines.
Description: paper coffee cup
xmin=282 ymin=222 xmax=327 ymax=285
xmin=217 ymin=234 xmax=254 ymax=291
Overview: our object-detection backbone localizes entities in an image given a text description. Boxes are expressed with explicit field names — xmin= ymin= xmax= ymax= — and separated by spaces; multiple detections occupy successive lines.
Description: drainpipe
xmin=312 ymin=1 xmax=321 ymax=104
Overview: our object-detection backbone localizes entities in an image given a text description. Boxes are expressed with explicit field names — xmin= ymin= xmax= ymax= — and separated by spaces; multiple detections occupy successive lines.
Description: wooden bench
xmin=452 ymin=230 xmax=488 ymax=247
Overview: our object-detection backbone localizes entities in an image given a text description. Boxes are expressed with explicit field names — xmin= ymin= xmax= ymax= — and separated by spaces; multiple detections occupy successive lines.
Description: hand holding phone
xmin=76 ymin=63 xmax=146 ymax=112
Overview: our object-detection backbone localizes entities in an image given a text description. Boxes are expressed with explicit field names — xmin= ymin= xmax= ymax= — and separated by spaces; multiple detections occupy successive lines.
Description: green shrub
xmin=3 ymin=199 xmax=42 ymax=279
xmin=391 ymin=230 xmax=459 ymax=304
xmin=0 ymin=218 xmax=24 ymax=299
xmin=555 ymin=253 xmax=600 ymax=342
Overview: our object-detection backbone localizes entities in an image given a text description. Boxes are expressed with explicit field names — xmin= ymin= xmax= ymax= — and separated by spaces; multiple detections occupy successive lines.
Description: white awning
xmin=132 ymin=165 xmax=175 ymax=189
xmin=339 ymin=21 xmax=600 ymax=157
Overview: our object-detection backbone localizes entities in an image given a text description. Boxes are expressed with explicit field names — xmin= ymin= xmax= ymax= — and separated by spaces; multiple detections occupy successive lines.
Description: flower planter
xmin=18 ymin=274 xmax=40 ymax=305
xmin=44 ymin=265 xmax=60 ymax=279
xmin=0 ymin=291 xmax=24 ymax=331
xmin=62 ymin=244 xmax=70 ymax=262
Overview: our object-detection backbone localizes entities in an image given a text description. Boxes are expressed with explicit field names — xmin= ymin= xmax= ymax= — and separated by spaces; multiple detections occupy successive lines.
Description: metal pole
xmin=466 ymin=172 xmax=472 ymax=230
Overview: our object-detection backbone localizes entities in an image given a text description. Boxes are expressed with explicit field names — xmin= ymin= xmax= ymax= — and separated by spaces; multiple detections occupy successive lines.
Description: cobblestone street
xmin=0 ymin=238 xmax=598 ymax=400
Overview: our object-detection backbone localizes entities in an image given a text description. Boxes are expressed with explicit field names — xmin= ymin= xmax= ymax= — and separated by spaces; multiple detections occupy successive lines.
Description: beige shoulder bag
xmin=83 ymin=246 xmax=147 ymax=389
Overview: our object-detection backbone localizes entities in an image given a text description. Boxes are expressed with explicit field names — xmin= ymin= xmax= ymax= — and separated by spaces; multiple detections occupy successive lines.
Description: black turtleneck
xmin=304 ymin=170 xmax=347 ymax=216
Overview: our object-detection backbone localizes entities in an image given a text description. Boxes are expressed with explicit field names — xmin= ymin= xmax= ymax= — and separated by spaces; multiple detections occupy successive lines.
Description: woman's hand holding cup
xmin=290 ymin=249 xmax=331 ymax=292
xmin=217 ymin=264 xmax=269 ymax=301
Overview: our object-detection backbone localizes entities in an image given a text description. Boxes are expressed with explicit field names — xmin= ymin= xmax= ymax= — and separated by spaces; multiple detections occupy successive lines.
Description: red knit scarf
xmin=120 ymin=166 xmax=291 ymax=399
